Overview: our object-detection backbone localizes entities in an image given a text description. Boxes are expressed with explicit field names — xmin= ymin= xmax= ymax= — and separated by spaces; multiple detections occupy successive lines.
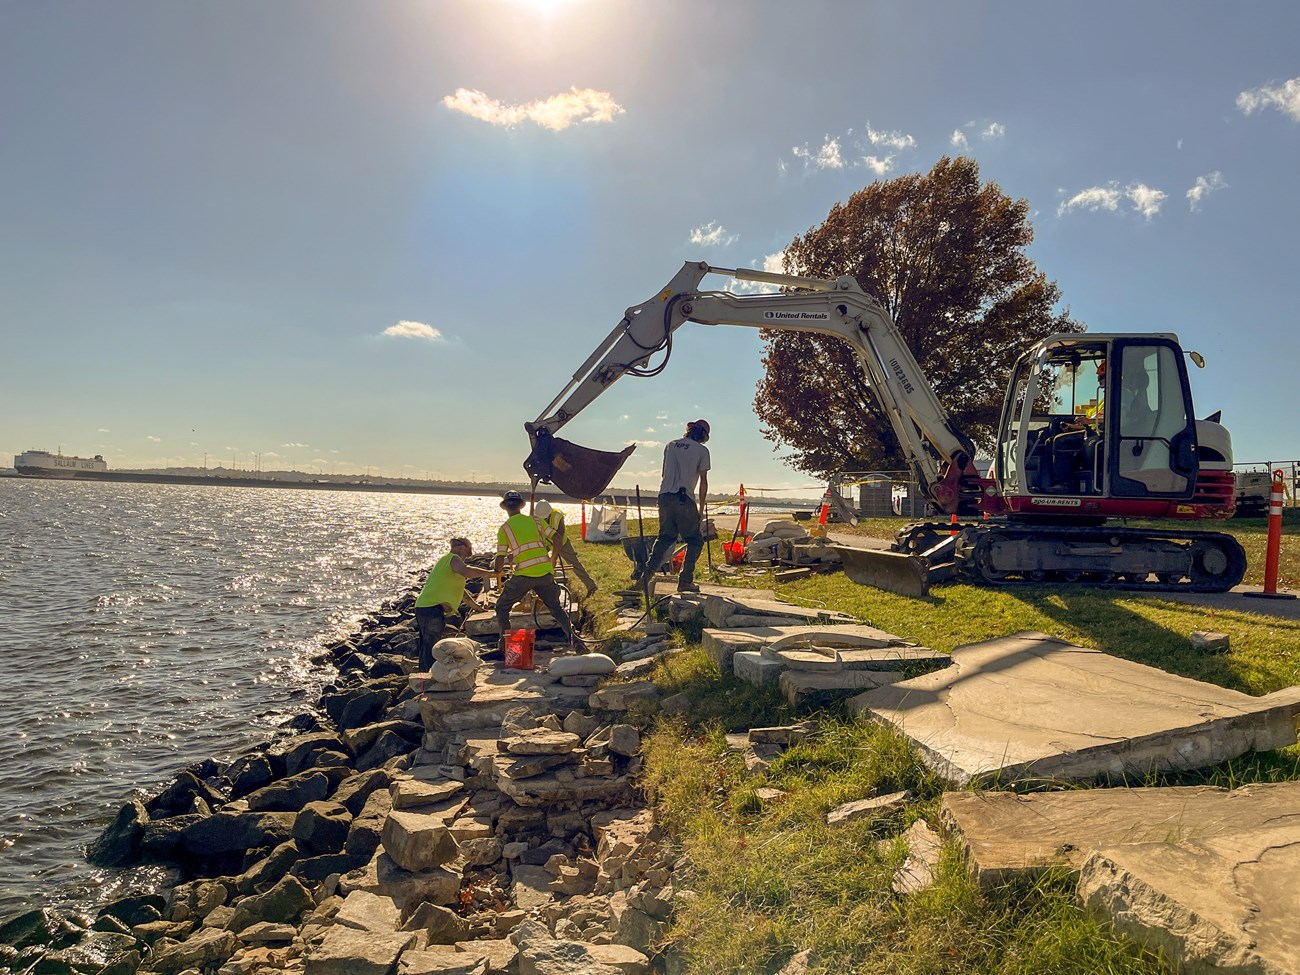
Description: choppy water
xmin=0 ymin=478 xmax=563 ymax=922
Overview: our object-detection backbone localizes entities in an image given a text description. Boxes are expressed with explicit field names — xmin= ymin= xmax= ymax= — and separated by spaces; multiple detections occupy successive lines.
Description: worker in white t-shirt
xmin=634 ymin=419 xmax=711 ymax=593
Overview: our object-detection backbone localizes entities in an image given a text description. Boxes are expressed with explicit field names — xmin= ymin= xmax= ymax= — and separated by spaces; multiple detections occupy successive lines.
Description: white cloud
xmin=644 ymin=427 xmax=657 ymax=434
xmin=443 ymin=87 xmax=625 ymax=131
xmin=866 ymin=124 xmax=916 ymax=150
xmin=1058 ymin=185 xmax=1122 ymax=217
xmin=950 ymin=129 xmax=969 ymax=149
xmin=635 ymin=439 xmax=662 ymax=448
xmin=1187 ymin=171 xmax=1227 ymax=212
xmin=1236 ymin=77 xmax=1300 ymax=121
xmin=688 ymin=221 xmax=738 ymax=247
xmin=1126 ymin=183 xmax=1166 ymax=220
xmin=982 ymin=122 xmax=1006 ymax=140
xmin=281 ymin=442 xmax=309 ymax=448
xmin=619 ymin=414 xmax=630 ymax=421
xmin=98 ymin=427 xmax=111 ymax=433
xmin=655 ymin=412 xmax=668 ymax=419
xmin=792 ymin=136 xmax=845 ymax=170
xmin=862 ymin=155 xmax=894 ymax=175
xmin=1058 ymin=182 xmax=1166 ymax=220
xmin=383 ymin=320 xmax=443 ymax=341
xmin=146 ymin=435 xmax=161 ymax=442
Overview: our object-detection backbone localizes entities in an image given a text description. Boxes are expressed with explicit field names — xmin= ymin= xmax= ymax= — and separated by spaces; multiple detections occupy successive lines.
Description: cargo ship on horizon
xmin=15 ymin=449 xmax=109 ymax=477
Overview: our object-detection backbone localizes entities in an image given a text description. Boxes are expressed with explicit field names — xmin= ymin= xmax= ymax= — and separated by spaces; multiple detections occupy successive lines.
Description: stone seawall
xmin=1 ymin=574 xmax=685 ymax=975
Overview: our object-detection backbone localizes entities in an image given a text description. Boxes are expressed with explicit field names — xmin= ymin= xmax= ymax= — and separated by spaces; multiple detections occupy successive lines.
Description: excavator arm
xmin=525 ymin=261 xmax=978 ymax=510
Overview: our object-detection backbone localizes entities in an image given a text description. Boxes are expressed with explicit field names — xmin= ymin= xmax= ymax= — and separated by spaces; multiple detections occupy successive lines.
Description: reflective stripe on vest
xmin=499 ymin=513 xmax=553 ymax=577
xmin=415 ymin=551 xmax=466 ymax=610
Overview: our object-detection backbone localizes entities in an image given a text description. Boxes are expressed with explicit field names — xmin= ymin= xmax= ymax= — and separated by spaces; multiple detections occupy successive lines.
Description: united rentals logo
xmin=763 ymin=311 xmax=829 ymax=321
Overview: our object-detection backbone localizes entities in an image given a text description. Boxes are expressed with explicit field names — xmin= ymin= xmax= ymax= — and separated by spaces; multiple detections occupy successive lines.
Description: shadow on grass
xmin=1004 ymin=587 xmax=1253 ymax=692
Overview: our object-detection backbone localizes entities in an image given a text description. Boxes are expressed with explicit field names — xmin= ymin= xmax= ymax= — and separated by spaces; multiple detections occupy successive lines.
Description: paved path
xmin=706 ymin=513 xmax=1300 ymax=621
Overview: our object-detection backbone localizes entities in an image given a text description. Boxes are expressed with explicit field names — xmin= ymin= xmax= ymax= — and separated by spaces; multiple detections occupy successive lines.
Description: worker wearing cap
xmin=635 ymin=419 xmax=711 ymax=594
xmin=493 ymin=491 xmax=575 ymax=650
xmin=534 ymin=499 xmax=597 ymax=596
xmin=414 ymin=537 xmax=495 ymax=672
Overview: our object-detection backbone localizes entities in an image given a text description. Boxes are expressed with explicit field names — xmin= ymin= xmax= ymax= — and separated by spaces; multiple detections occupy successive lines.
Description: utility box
xmin=857 ymin=481 xmax=894 ymax=518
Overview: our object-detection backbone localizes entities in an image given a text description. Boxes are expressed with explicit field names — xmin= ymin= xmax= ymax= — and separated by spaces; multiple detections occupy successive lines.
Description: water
xmin=0 ymin=478 xmax=556 ymax=923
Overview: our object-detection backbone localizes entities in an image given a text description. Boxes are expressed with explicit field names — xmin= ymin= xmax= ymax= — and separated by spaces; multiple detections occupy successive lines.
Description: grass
xmin=563 ymin=515 xmax=1298 ymax=974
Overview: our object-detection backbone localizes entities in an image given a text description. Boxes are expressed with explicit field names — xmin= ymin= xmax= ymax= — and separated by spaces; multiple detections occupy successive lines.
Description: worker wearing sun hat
xmin=534 ymin=499 xmax=597 ymax=595
xmin=493 ymin=490 xmax=574 ymax=651
xmin=635 ymin=419 xmax=711 ymax=594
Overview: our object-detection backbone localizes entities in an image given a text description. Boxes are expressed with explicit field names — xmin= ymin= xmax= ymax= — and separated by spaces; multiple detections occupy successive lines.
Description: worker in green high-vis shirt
xmin=414 ymin=537 xmax=495 ymax=671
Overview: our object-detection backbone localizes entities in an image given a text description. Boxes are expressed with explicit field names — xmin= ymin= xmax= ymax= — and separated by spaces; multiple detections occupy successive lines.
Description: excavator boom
xmin=526 ymin=261 xmax=977 ymax=507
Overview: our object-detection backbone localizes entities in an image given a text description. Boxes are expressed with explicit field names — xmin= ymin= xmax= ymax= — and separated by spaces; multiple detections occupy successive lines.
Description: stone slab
xmin=702 ymin=624 xmax=910 ymax=672
xmin=1079 ymin=826 xmax=1300 ymax=975
xmin=417 ymin=685 xmax=550 ymax=734
xmin=780 ymin=669 xmax=903 ymax=709
xmin=848 ymin=631 xmax=1300 ymax=787
xmin=940 ymin=780 xmax=1300 ymax=886
xmin=703 ymin=594 xmax=855 ymax=629
xmin=733 ymin=651 xmax=784 ymax=686
xmin=891 ymin=820 xmax=942 ymax=895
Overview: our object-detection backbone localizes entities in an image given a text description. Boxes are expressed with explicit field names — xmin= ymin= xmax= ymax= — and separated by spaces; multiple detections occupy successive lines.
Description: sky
xmin=2 ymin=0 xmax=1298 ymax=498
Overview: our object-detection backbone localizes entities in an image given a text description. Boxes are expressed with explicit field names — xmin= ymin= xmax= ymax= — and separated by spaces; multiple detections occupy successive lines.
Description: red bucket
xmin=503 ymin=628 xmax=535 ymax=670
xmin=723 ymin=539 xmax=748 ymax=565
xmin=672 ymin=549 xmax=686 ymax=572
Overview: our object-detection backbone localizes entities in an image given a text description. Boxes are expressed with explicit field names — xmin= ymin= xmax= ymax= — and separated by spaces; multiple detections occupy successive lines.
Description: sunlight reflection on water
xmin=0 ymin=478 xmax=560 ymax=920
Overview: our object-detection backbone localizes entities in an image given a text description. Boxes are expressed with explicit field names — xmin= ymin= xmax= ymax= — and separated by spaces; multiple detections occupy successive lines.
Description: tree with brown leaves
xmin=754 ymin=156 xmax=1082 ymax=477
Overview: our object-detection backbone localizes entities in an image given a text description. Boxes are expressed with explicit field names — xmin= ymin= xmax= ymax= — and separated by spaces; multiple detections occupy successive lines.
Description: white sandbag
xmin=586 ymin=506 xmax=628 ymax=542
xmin=549 ymin=653 xmax=617 ymax=677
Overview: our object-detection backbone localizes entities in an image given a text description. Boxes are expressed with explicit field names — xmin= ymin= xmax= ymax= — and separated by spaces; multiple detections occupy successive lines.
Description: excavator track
xmin=946 ymin=523 xmax=1247 ymax=593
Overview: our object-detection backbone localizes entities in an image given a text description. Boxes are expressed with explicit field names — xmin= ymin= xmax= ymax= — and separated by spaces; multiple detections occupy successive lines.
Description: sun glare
xmin=503 ymin=0 xmax=581 ymax=13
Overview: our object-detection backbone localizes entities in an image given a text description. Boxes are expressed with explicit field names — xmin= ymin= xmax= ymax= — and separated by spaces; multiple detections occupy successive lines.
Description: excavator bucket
xmin=833 ymin=544 xmax=934 ymax=598
xmin=524 ymin=428 xmax=635 ymax=500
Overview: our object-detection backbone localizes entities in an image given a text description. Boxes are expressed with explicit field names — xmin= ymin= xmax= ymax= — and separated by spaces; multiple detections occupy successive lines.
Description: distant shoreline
xmin=2 ymin=468 xmax=808 ymax=508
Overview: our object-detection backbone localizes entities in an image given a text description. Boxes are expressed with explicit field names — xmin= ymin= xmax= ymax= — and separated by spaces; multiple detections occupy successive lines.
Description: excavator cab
xmin=995 ymin=335 xmax=1201 ymax=514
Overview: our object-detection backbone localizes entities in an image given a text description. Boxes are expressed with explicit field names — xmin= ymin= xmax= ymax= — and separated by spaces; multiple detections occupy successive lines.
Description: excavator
xmin=523 ymin=261 xmax=1246 ymax=594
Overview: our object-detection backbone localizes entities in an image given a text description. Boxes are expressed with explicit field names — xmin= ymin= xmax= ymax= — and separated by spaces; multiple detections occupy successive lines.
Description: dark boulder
xmin=227 ymin=875 xmax=314 ymax=933
xmin=267 ymin=732 xmax=346 ymax=778
xmin=180 ymin=810 xmax=296 ymax=857
xmin=148 ymin=770 xmax=225 ymax=818
xmin=233 ymin=840 xmax=303 ymax=896
xmin=225 ymin=753 xmax=275 ymax=799
xmin=331 ymin=769 xmax=390 ymax=817
xmin=0 ymin=908 xmax=84 ymax=952
xmin=85 ymin=800 xmax=147 ymax=867
xmin=244 ymin=770 xmax=331 ymax=813
xmin=355 ymin=730 xmax=416 ymax=771
xmin=338 ymin=688 xmax=391 ymax=730
xmin=95 ymin=894 xmax=165 ymax=930
xmin=139 ymin=812 xmax=206 ymax=861
xmin=293 ymin=801 xmax=352 ymax=856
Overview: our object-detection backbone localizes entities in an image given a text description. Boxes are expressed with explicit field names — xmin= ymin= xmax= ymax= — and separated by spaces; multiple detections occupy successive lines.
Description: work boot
xmin=677 ymin=579 xmax=701 ymax=594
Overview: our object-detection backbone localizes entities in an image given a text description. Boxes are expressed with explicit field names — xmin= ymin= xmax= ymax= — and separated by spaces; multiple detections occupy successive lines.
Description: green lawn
xmin=565 ymin=518 xmax=1299 ymax=975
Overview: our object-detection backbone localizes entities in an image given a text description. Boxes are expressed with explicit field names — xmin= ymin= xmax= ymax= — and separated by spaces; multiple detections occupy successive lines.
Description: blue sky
xmin=2 ymin=0 xmax=1297 ymax=496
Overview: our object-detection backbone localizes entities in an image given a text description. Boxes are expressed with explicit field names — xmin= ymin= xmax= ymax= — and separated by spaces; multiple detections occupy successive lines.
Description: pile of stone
xmin=743 ymin=520 xmax=841 ymax=568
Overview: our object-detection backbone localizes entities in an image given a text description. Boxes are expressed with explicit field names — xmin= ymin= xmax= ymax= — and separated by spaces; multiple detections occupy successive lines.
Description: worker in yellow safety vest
xmin=493 ymin=491 xmax=574 ymax=654
xmin=414 ymin=537 xmax=496 ymax=671
xmin=534 ymin=499 xmax=597 ymax=595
